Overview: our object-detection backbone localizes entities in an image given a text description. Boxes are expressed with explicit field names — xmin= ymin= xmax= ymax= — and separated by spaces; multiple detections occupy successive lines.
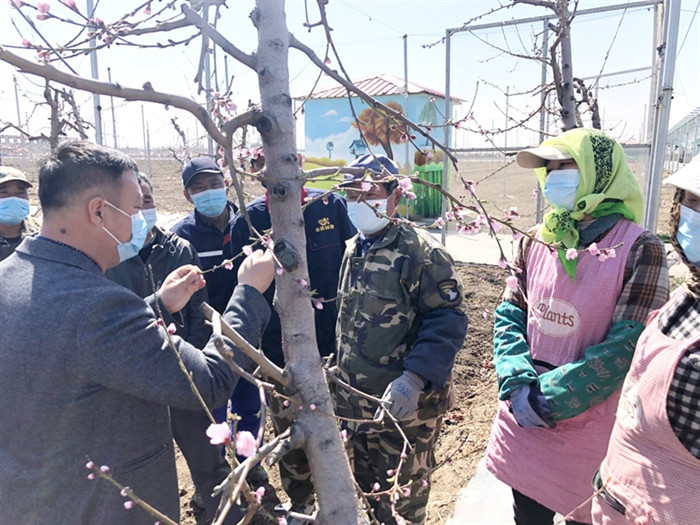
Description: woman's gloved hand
xmin=509 ymin=383 xmax=556 ymax=428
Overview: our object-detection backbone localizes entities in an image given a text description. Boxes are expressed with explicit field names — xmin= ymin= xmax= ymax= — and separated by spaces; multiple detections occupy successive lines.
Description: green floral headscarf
xmin=536 ymin=128 xmax=643 ymax=280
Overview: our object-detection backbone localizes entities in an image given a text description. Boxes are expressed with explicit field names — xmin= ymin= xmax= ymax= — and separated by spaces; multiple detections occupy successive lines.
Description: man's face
xmin=345 ymin=181 xmax=399 ymax=217
xmin=104 ymin=170 xmax=142 ymax=244
xmin=0 ymin=180 xmax=30 ymax=200
xmin=186 ymin=172 xmax=225 ymax=197
xmin=140 ymin=180 xmax=156 ymax=210
xmin=344 ymin=181 xmax=390 ymax=203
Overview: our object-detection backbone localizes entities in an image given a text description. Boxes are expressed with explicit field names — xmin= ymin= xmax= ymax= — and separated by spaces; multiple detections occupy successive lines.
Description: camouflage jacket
xmin=0 ymin=217 xmax=39 ymax=263
xmin=335 ymin=222 xmax=468 ymax=426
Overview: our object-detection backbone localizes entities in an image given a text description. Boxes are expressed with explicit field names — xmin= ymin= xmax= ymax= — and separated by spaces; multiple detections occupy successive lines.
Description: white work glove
xmin=377 ymin=371 xmax=425 ymax=420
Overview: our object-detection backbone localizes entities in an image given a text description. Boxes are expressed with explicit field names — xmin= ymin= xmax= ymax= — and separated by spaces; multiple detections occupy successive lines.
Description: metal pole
xmin=224 ymin=55 xmax=229 ymax=89
xmin=403 ymin=35 xmax=409 ymax=175
xmin=447 ymin=0 xmax=662 ymax=34
xmin=536 ymin=20 xmax=548 ymax=224
xmin=441 ymin=29 xmax=452 ymax=246
xmin=13 ymin=76 xmax=21 ymax=126
xmin=503 ymin=86 xmax=509 ymax=199
xmin=13 ymin=77 xmax=27 ymax=176
xmin=146 ymin=122 xmax=152 ymax=175
xmin=205 ymin=42 xmax=214 ymax=156
xmin=646 ymin=4 xmax=662 ymax=143
xmin=107 ymin=67 xmax=118 ymax=149
xmin=403 ymin=34 xmax=411 ymax=219
xmin=644 ymin=0 xmax=681 ymax=232
xmin=86 ymin=0 xmax=102 ymax=144
xmin=141 ymin=105 xmax=147 ymax=162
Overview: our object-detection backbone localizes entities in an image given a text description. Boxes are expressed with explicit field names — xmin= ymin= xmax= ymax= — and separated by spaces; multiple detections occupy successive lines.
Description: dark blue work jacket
xmin=228 ymin=190 xmax=356 ymax=367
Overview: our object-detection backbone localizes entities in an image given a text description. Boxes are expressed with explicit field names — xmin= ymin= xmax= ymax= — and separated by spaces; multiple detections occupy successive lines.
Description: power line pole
xmin=107 ymin=67 xmax=117 ymax=148
xmin=536 ymin=20 xmax=549 ymax=224
xmin=86 ymin=0 xmax=102 ymax=145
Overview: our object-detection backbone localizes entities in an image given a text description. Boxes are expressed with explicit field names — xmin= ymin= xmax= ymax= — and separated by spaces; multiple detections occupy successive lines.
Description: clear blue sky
xmin=1 ymin=0 xmax=698 ymax=150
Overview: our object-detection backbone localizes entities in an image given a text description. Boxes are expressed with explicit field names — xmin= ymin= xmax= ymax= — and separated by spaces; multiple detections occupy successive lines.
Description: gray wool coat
xmin=0 ymin=236 xmax=270 ymax=524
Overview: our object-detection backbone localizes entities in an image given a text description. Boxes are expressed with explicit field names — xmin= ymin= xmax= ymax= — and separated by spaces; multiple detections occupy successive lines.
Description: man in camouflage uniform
xmin=334 ymin=154 xmax=468 ymax=525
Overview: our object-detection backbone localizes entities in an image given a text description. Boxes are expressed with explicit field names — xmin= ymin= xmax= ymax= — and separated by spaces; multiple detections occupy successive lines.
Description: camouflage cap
xmin=0 ymin=166 xmax=32 ymax=188
xmin=345 ymin=154 xmax=399 ymax=182
xmin=343 ymin=154 xmax=400 ymax=193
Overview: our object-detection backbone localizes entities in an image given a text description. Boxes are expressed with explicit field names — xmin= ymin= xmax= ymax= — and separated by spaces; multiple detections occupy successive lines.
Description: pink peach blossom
xmin=253 ymin=486 xmax=265 ymax=504
xmin=206 ymin=422 xmax=231 ymax=446
xmin=565 ymin=248 xmax=578 ymax=260
xmin=235 ymin=430 xmax=256 ymax=458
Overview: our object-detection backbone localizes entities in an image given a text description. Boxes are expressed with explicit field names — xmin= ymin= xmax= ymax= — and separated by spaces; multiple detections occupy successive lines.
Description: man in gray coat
xmin=106 ymin=171 xmax=233 ymax=521
xmin=0 ymin=141 xmax=274 ymax=524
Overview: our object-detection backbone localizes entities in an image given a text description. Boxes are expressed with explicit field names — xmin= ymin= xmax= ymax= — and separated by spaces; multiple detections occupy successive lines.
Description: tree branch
xmin=515 ymin=0 xmax=558 ymax=10
xmin=200 ymin=302 xmax=287 ymax=386
xmin=181 ymin=4 xmax=256 ymax=71
xmin=220 ymin=105 xmax=264 ymax=137
xmin=0 ymin=45 xmax=227 ymax=146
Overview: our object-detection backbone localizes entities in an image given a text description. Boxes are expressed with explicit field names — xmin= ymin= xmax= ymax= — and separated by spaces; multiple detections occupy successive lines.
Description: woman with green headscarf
xmin=485 ymin=128 xmax=669 ymax=524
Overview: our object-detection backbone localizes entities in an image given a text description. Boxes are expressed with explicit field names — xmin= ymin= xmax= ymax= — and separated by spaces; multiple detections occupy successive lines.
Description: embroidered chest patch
xmin=315 ymin=217 xmax=335 ymax=232
xmin=531 ymin=297 xmax=581 ymax=337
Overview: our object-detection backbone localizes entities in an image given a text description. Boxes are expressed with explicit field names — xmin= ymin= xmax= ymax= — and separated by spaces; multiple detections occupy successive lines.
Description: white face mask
xmin=543 ymin=168 xmax=581 ymax=211
xmin=347 ymin=199 xmax=390 ymax=235
xmin=141 ymin=208 xmax=158 ymax=231
xmin=677 ymin=204 xmax=700 ymax=265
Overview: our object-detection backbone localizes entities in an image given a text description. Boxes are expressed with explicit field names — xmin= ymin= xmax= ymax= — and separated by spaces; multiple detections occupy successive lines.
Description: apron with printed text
xmin=592 ymin=291 xmax=700 ymax=525
xmin=486 ymin=219 xmax=645 ymax=522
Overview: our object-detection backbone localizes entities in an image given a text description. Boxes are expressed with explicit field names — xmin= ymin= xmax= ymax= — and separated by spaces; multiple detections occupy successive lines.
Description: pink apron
xmin=486 ymin=219 xmax=645 ymax=522
xmin=592 ymin=291 xmax=700 ymax=524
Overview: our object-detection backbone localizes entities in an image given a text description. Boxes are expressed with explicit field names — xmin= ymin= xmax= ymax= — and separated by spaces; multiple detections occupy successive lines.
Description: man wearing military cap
xmin=0 ymin=165 xmax=38 ymax=261
xmin=334 ymin=154 xmax=468 ymax=524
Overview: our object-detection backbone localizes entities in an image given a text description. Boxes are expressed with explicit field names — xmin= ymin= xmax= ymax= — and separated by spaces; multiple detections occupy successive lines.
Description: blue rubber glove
xmin=509 ymin=384 xmax=556 ymax=428
xmin=377 ymin=371 xmax=424 ymax=420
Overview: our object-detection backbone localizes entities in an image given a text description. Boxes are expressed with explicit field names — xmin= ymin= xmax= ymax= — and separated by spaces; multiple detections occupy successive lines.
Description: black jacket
xmin=106 ymin=226 xmax=211 ymax=348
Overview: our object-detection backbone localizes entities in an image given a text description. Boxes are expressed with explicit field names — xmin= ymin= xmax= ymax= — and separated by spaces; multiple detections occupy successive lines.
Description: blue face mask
xmin=102 ymin=201 xmax=149 ymax=263
xmin=543 ymin=169 xmax=581 ymax=211
xmin=190 ymin=187 xmax=227 ymax=217
xmin=141 ymin=208 xmax=158 ymax=231
xmin=677 ymin=204 xmax=700 ymax=265
xmin=0 ymin=196 xmax=30 ymax=226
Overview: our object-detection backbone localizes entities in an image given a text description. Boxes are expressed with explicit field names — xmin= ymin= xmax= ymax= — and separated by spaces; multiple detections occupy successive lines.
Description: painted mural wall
xmin=302 ymin=93 xmax=443 ymax=169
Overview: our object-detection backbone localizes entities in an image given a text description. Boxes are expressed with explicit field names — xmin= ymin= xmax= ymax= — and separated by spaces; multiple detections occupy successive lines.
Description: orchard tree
xmin=424 ymin=0 xmax=608 ymax=151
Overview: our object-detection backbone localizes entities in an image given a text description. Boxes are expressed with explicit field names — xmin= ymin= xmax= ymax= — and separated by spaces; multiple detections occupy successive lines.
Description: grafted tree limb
xmin=251 ymin=1 xmax=360 ymax=522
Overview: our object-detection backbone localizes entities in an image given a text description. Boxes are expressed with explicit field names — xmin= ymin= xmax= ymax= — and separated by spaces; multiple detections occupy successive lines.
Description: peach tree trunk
xmin=251 ymin=1 xmax=359 ymax=523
